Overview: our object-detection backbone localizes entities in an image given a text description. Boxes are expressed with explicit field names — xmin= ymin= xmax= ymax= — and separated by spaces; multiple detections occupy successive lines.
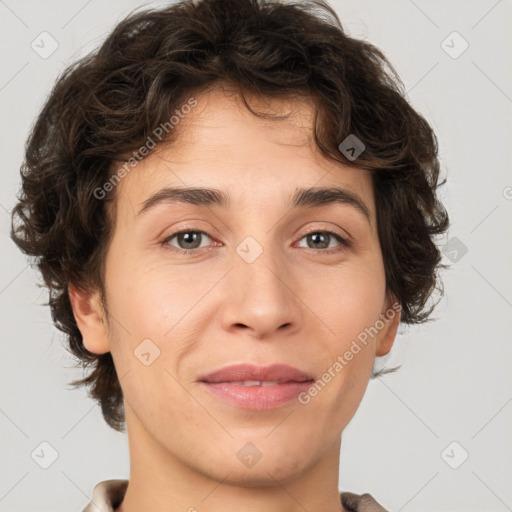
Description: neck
xmin=116 ymin=404 xmax=348 ymax=512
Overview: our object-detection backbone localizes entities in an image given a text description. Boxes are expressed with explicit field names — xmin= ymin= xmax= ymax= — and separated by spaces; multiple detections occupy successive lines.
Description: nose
xmin=218 ymin=242 xmax=302 ymax=340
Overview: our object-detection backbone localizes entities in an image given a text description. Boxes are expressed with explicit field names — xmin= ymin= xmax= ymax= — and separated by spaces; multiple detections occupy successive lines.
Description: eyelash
xmin=159 ymin=227 xmax=352 ymax=256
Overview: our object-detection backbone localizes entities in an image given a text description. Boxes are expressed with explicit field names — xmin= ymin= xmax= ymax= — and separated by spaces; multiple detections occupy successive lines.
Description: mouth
xmin=197 ymin=363 xmax=315 ymax=410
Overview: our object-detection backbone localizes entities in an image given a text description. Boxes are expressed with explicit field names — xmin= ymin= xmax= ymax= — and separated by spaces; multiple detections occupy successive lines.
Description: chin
xmin=217 ymin=461 xmax=308 ymax=488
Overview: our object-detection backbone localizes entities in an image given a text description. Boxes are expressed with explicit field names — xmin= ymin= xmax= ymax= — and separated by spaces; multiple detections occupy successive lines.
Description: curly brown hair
xmin=11 ymin=0 xmax=449 ymax=432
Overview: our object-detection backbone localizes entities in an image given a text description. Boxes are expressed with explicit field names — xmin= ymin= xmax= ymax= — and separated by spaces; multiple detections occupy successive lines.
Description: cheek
xmin=103 ymin=265 xmax=195 ymax=418
xmin=104 ymin=251 xmax=196 ymax=334
xmin=104 ymin=256 xmax=218 ymax=390
xmin=301 ymin=255 xmax=385 ymax=408
xmin=306 ymin=255 xmax=386 ymax=344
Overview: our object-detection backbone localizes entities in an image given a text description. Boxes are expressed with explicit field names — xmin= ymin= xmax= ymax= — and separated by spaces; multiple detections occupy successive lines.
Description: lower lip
xmin=199 ymin=381 xmax=313 ymax=410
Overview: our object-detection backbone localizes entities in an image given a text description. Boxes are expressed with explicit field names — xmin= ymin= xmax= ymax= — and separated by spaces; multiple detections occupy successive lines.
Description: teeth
xmin=229 ymin=380 xmax=280 ymax=386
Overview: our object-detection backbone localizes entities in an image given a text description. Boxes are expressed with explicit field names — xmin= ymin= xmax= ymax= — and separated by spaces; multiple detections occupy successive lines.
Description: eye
xmin=295 ymin=230 xmax=351 ymax=252
xmin=160 ymin=228 xmax=351 ymax=255
xmin=161 ymin=229 xmax=215 ymax=253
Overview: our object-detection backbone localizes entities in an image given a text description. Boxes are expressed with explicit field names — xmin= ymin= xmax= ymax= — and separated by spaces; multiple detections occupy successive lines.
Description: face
xmin=72 ymin=85 xmax=400 ymax=486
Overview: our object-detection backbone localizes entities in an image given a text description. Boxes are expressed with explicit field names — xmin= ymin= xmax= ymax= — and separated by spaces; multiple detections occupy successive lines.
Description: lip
xmin=197 ymin=363 xmax=315 ymax=384
xmin=197 ymin=364 xmax=315 ymax=410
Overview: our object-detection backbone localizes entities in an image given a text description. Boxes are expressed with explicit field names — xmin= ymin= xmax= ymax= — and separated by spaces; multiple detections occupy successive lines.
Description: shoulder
xmin=81 ymin=479 xmax=128 ymax=512
xmin=340 ymin=491 xmax=389 ymax=512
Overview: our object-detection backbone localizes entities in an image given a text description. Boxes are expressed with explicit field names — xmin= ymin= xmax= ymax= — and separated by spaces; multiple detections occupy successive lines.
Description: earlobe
xmin=375 ymin=298 xmax=402 ymax=357
xmin=68 ymin=284 xmax=111 ymax=354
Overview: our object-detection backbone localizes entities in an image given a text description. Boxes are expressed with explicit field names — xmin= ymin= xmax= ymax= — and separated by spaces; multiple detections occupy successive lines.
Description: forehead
xmin=114 ymin=86 xmax=375 ymax=221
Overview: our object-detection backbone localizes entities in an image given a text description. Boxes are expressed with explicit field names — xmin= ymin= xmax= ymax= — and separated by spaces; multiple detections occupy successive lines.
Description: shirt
xmin=81 ymin=479 xmax=389 ymax=512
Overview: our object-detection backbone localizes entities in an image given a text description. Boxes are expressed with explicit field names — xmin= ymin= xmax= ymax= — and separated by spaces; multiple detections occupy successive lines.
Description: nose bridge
xmin=220 ymin=233 xmax=300 ymax=337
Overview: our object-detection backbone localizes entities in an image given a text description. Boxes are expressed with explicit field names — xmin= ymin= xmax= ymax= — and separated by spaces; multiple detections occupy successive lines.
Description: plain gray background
xmin=1 ymin=1 xmax=511 ymax=511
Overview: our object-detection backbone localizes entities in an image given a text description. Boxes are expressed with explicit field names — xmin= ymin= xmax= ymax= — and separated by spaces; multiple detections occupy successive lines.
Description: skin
xmin=69 ymin=84 xmax=401 ymax=512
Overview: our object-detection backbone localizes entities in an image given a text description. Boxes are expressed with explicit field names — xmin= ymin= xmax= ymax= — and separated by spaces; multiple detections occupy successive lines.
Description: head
xmin=11 ymin=0 xmax=448 ymax=481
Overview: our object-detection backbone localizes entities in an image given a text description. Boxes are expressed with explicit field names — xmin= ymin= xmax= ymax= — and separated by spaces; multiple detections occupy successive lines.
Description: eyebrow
xmin=137 ymin=185 xmax=371 ymax=225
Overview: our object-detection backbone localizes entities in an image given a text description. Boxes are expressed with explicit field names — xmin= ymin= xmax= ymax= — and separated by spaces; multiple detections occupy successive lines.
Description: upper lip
xmin=197 ymin=364 xmax=315 ymax=383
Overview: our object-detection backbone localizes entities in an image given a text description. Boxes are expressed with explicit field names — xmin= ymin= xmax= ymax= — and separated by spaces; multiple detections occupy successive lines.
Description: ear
xmin=375 ymin=295 xmax=402 ymax=357
xmin=68 ymin=283 xmax=111 ymax=354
